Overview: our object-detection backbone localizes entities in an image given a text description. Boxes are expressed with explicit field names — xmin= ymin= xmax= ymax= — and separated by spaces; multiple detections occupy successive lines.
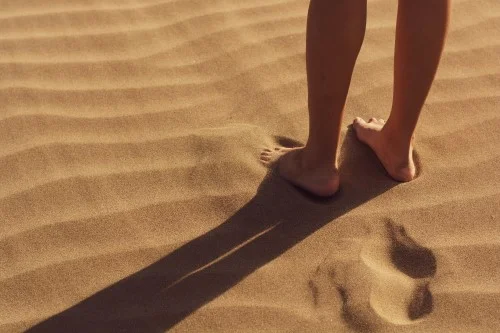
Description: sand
xmin=1 ymin=0 xmax=499 ymax=332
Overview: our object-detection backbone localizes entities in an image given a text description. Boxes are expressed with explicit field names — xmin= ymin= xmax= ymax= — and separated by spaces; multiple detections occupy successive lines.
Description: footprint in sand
xmin=360 ymin=220 xmax=436 ymax=324
xmin=309 ymin=220 xmax=437 ymax=330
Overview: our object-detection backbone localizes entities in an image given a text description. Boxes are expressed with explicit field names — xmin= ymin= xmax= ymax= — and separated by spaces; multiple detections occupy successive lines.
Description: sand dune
xmin=1 ymin=0 xmax=499 ymax=332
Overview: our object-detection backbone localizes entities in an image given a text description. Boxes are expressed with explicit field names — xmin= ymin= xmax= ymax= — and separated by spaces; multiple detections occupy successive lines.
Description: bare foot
xmin=260 ymin=147 xmax=340 ymax=197
xmin=352 ymin=117 xmax=416 ymax=182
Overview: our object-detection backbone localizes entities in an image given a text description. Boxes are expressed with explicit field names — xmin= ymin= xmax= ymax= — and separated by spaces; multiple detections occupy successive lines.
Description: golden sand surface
xmin=1 ymin=0 xmax=499 ymax=332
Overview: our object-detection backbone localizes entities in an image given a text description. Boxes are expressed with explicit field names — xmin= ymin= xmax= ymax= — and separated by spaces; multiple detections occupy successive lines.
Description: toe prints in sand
xmin=309 ymin=219 xmax=437 ymax=330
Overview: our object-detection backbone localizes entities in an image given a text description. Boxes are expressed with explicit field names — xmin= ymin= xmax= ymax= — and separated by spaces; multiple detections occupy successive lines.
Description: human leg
xmin=261 ymin=0 xmax=367 ymax=196
xmin=354 ymin=0 xmax=450 ymax=181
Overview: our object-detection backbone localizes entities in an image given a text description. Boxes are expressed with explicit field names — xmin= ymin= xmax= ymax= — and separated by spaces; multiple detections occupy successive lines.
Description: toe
xmin=353 ymin=117 xmax=368 ymax=134
xmin=369 ymin=117 xmax=377 ymax=123
xmin=263 ymin=148 xmax=272 ymax=153
xmin=260 ymin=155 xmax=271 ymax=162
xmin=260 ymin=151 xmax=271 ymax=157
xmin=353 ymin=117 xmax=364 ymax=126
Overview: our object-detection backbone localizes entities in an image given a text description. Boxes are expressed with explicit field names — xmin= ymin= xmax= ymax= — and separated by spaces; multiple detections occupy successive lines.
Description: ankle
xmin=301 ymin=145 xmax=338 ymax=171
xmin=380 ymin=126 xmax=412 ymax=156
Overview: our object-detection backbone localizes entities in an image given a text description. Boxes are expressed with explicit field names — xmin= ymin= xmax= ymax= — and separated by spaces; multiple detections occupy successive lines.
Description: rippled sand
xmin=1 ymin=0 xmax=499 ymax=332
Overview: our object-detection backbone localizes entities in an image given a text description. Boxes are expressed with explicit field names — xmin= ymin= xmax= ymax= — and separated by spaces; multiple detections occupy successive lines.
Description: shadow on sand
xmin=26 ymin=128 xmax=398 ymax=333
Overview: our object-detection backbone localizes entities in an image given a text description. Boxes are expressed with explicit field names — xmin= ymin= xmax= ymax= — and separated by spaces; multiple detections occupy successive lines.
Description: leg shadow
xmin=26 ymin=128 xmax=398 ymax=333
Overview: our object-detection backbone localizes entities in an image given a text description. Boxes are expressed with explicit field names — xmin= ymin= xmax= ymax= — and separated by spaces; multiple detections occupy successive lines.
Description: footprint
xmin=308 ymin=242 xmax=385 ymax=332
xmin=386 ymin=221 xmax=437 ymax=279
xmin=361 ymin=219 xmax=436 ymax=325
xmin=308 ymin=220 xmax=437 ymax=330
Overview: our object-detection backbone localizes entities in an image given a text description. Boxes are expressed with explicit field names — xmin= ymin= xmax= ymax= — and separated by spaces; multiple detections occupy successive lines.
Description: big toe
xmin=353 ymin=117 xmax=364 ymax=134
xmin=352 ymin=117 xmax=375 ymax=142
xmin=353 ymin=117 xmax=366 ymax=127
